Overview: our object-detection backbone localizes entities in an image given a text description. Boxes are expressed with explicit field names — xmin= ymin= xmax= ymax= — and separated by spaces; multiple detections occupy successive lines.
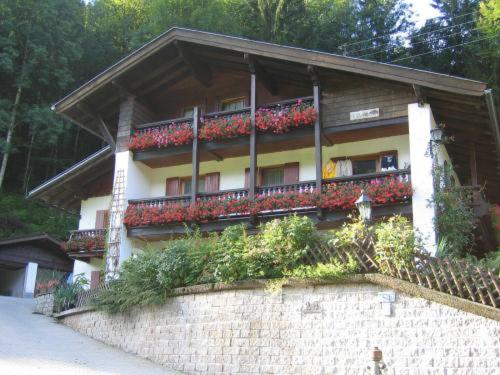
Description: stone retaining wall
xmin=34 ymin=293 xmax=54 ymax=316
xmin=60 ymin=280 xmax=500 ymax=374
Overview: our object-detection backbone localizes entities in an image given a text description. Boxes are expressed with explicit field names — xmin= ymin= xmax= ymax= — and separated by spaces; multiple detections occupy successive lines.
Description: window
xmin=95 ymin=210 xmax=109 ymax=229
xmin=182 ymin=107 xmax=194 ymax=118
xmin=180 ymin=176 xmax=205 ymax=195
xmin=262 ymin=167 xmax=284 ymax=186
xmin=167 ymin=174 xmax=218 ymax=196
xmin=221 ymin=97 xmax=246 ymax=111
xmin=352 ymin=159 xmax=377 ymax=175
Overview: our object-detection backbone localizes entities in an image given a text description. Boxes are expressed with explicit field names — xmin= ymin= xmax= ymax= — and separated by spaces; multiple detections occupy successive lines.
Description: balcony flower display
xmin=129 ymin=122 xmax=193 ymax=151
xmin=199 ymin=113 xmax=251 ymax=141
xmin=124 ymin=176 xmax=412 ymax=227
xmin=255 ymin=99 xmax=317 ymax=134
xmin=64 ymin=233 xmax=106 ymax=252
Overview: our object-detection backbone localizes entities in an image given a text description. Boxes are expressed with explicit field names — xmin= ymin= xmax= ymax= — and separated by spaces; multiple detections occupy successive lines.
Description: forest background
xmin=0 ymin=0 xmax=498 ymax=238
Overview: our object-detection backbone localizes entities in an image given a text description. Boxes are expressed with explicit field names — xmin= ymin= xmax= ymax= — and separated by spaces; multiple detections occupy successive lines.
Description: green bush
xmin=53 ymin=274 xmax=88 ymax=312
xmin=212 ymin=224 xmax=249 ymax=283
xmin=246 ymin=215 xmax=318 ymax=279
xmin=285 ymin=256 xmax=358 ymax=280
xmin=374 ymin=216 xmax=420 ymax=271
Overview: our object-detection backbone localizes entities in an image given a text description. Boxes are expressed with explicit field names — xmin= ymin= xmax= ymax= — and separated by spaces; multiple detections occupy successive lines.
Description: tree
xmin=0 ymin=0 xmax=85 ymax=190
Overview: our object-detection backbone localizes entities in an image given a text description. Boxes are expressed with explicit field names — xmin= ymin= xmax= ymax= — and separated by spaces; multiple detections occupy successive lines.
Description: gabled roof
xmin=53 ymin=27 xmax=487 ymax=115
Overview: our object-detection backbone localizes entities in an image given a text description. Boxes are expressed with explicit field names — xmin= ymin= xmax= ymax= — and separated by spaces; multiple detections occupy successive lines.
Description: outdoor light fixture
xmin=355 ymin=190 xmax=372 ymax=222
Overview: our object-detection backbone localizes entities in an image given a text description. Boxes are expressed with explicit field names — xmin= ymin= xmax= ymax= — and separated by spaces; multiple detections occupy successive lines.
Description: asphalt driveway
xmin=0 ymin=296 xmax=181 ymax=375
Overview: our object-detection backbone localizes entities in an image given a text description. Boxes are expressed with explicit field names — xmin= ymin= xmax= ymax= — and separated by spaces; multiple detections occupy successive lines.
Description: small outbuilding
xmin=0 ymin=234 xmax=73 ymax=298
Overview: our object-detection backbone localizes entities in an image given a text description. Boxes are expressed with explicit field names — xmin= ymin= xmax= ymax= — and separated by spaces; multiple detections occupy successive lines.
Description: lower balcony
xmin=126 ymin=170 xmax=412 ymax=240
xmin=64 ymin=229 xmax=106 ymax=260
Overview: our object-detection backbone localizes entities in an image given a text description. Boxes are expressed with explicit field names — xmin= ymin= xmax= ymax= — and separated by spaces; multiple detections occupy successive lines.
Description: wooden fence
xmin=315 ymin=237 xmax=500 ymax=309
xmin=75 ymin=282 xmax=109 ymax=308
xmin=74 ymin=242 xmax=499 ymax=310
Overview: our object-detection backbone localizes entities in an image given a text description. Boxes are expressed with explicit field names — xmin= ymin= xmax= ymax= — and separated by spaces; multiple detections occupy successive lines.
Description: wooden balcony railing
xmin=124 ymin=170 xmax=412 ymax=228
xmin=130 ymin=96 xmax=316 ymax=151
xmin=64 ymin=229 xmax=107 ymax=256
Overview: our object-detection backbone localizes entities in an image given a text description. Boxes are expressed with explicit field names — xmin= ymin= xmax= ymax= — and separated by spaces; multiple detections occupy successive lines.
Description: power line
xmin=388 ymin=34 xmax=499 ymax=63
xmin=339 ymin=10 xmax=479 ymax=50
xmin=356 ymin=26 xmax=482 ymax=59
xmin=347 ymin=20 xmax=476 ymax=56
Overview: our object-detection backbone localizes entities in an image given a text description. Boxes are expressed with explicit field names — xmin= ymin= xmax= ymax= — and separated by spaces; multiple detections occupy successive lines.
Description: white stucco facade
xmin=79 ymin=195 xmax=111 ymax=230
xmin=145 ymin=134 xmax=410 ymax=197
xmin=73 ymin=258 xmax=102 ymax=286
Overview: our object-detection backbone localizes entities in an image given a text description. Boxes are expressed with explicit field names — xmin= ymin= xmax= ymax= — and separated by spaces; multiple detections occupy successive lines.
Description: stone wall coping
xmin=55 ymin=274 xmax=500 ymax=322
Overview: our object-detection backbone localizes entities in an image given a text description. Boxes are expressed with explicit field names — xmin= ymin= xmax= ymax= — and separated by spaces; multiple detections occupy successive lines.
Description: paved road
xmin=0 ymin=296 xmax=181 ymax=375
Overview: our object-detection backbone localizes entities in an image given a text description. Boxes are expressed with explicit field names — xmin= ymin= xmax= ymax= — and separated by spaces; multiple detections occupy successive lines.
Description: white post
xmin=23 ymin=262 xmax=38 ymax=298
xmin=408 ymin=103 xmax=438 ymax=255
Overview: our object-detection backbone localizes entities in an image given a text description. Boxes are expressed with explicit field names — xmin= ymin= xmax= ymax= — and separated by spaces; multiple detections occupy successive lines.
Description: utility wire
xmin=339 ymin=10 xmax=479 ymax=49
xmin=346 ymin=20 xmax=476 ymax=56
xmin=356 ymin=27 xmax=482 ymax=59
xmin=388 ymin=34 xmax=499 ymax=63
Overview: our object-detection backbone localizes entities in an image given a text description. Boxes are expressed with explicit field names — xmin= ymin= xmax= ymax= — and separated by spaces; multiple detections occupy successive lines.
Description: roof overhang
xmin=27 ymin=146 xmax=114 ymax=212
xmin=53 ymin=27 xmax=487 ymax=116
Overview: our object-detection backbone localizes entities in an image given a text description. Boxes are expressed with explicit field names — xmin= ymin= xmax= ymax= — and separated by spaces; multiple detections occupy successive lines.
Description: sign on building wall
xmin=350 ymin=108 xmax=380 ymax=121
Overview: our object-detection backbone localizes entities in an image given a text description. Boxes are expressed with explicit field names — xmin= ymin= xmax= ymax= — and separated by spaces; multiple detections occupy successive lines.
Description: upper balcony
xmin=125 ymin=170 xmax=412 ymax=239
xmin=131 ymin=97 xmax=322 ymax=168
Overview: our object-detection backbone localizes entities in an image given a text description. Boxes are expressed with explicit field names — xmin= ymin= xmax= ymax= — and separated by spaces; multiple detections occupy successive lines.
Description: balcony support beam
xmin=309 ymin=66 xmax=322 ymax=204
xmin=249 ymin=72 xmax=257 ymax=202
xmin=191 ymin=107 xmax=200 ymax=203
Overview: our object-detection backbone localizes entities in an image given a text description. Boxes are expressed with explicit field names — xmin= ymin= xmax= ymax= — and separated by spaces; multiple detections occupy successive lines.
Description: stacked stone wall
xmin=60 ymin=282 xmax=499 ymax=374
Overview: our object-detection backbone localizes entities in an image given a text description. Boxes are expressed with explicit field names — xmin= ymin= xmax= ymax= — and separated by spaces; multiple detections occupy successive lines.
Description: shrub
xmin=53 ymin=274 xmax=88 ymax=312
xmin=374 ymin=216 xmax=420 ymax=271
xmin=431 ymin=164 xmax=476 ymax=257
xmin=285 ymin=256 xmax=358 ymax=280
xmin=212 ymin=224 xmax=249 ymax=283
xmin=246 ymin=215 xmax=318 ymax=279
xmin=94 ymin=250 xmax=166 ymax=313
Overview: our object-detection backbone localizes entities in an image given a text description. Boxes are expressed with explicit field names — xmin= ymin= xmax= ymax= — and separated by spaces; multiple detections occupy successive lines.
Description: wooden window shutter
xmin=166 ymin=177 xmax=180 ymax=196
xmin=244 ymin=168 xmax=250 ymax=188
xmin=204 ymin=172 xmax=220 ymax=193
xmin=90 ymin=271 xmax=101 ymax=289
xmin=283 ymin=162 xmax=300 ymax=184
xmin=95 ymin=210 xmax=108 ymax=229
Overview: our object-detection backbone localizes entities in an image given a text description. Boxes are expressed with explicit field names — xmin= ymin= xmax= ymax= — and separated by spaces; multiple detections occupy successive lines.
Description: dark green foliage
xmin=53 ymin=274 xmax=88 ymax=312
xmin=0 ymin=193 xmax=77 ymax=239
xmin=432 ymin=165 xmax=476 ymax=258
xmin=94 ymin=215 xmax=357 ymax=313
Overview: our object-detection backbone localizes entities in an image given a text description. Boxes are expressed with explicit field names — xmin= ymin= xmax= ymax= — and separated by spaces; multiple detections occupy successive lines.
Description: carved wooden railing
xmin=125 ymin=170 xmax=412 ymax=228
xmin=132 ymin=96 xmax=315 ymax=149
xmin=65 ymin=229 xmax=107 ymax=254
xmin=128 ymin=195 xmax=192 ymax=209
xmin=134 ymin=115 xmax=194 ymax=134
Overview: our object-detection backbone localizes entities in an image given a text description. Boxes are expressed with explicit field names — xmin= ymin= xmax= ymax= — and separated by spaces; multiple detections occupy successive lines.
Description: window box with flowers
xmin=64 ymin=230 xmax=107 ymax=253
xmin=129 ymin=121 xmax=194 ymax=151
xmin=124 ymin=175 xmax=412 ymax=228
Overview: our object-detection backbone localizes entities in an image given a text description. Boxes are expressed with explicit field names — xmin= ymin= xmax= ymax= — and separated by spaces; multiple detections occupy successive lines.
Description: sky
xmin=406 ymin=0 xmax=442 ymax=27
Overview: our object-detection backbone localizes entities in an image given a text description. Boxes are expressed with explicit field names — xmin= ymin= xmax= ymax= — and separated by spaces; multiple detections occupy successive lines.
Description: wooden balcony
xmin=131 ymin=97 xmax=318 ymax=167
xmin=64 ymin=229 xmax=106 ymax=260
xmin=126 ymin=170 xmax=412 ymax=240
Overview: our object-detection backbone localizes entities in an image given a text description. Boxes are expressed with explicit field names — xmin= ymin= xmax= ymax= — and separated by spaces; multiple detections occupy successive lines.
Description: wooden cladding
xmin=321 ymin=80 xmax=414 ymax=128
xmin=283 ymin=162 xmax=299 ymax=184
xmin=95 ymin=210 xmax=109 ymax=229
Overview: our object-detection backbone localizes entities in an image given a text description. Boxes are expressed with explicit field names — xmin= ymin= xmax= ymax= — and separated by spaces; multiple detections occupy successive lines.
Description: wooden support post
xmin=309 ymin=65 xmax=323 ymax=218
xmin=191 ymin=107 xmax=200 ymax=203
xmin=249 ymin=73 xmax=257 ymax=202
xmin=469 ymin=142 xmax=478 ymax=186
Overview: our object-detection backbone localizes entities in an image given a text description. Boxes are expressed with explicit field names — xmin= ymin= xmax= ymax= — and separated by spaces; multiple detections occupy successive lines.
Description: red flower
xmin=124 ymin=176 xmax=412 ymax=227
